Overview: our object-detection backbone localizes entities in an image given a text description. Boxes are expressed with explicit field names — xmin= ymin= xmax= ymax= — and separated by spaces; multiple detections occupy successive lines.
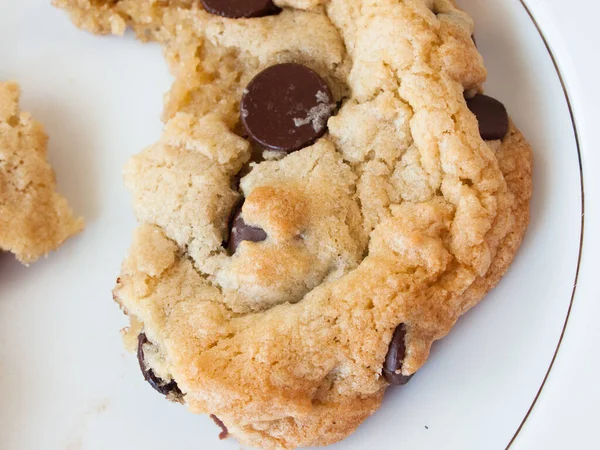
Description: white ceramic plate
xmin=0 ymin=1 xmax=583 ymax=449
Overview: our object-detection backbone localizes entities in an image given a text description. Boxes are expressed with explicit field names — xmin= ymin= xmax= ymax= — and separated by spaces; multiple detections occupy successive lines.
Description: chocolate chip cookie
xmin=55 ymin=1 xmax=533 ymax=448
xmin=0 ymin=82 xmax=83 ymax=264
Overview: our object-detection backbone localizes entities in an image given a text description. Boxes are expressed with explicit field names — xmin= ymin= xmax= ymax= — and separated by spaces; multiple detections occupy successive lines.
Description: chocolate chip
xmin=210 ymin=414 xmax=229 ymax=440
xmin=466 ymin=94 xmax=509 ymax=140
xmin=201 ymin=0 xmax=281 ymax=18
xmin=241 ymin=63 xmax=334 ymax=153
xmin=383 ymin=324 xmax=413 ymax=385
xmin=137 ymin=333 xmax=182 ymax=398
xmin=228 ymin=204 xmax=267 ymax=254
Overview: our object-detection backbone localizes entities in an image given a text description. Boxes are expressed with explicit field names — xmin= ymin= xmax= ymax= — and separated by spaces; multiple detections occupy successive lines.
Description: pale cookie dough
xmin=55 ymin=1 xmax=532 ymax=448
xmin=0 ymin=82 xmax=83 ymax=264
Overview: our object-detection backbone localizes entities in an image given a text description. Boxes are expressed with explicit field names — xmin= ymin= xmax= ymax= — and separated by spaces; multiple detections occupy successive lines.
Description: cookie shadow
xmin=28 ymin=98 xmax=102 ymax=224
xmin=0 ymin=251 xmax=20 ymax=277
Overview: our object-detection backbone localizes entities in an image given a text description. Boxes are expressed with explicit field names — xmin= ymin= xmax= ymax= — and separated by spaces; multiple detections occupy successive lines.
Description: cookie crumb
xmin=293 ymin=91 xmax=335 ymax=132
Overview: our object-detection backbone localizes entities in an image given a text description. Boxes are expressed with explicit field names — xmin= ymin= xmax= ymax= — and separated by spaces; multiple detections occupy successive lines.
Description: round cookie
xmin=55 ymin=0 xmax=533 ymax=448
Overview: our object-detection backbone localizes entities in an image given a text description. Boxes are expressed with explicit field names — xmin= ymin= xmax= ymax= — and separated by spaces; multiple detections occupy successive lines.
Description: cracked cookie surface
xmin=55 ymin=1 xmax=533 ymax=448
xmin=0 ymin=82 xmax=83 ymax=264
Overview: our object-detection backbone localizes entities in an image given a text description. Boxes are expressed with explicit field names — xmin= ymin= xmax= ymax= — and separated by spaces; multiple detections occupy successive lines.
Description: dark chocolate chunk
xmin=466 ymin=94 xmax=509 ymax=140
xmin=137 ymin=333 xmax=182 ymax=397
xmin=210 ymin=414 xmax=229 ymax=440
xmin=228 ymin=204 xmax=267 ymax=254
xmin=201 ymin=0 xmax=281 ymax=18
xmin=383 ymin=324 xmax=413 ymax=385
xmin=240 ymin=63 xmax=334 ymax=153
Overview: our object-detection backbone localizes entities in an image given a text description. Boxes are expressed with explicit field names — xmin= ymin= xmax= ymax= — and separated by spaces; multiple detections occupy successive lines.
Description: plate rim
xmin=506 ymin=0 xmax=585 ymax=447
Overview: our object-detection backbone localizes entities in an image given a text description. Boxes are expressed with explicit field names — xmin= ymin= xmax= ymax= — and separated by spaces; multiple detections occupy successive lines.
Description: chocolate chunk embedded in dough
xmin=383 ymin=324 xmax=413 ymax=385
xmin=228 ymin=205 xmax=267 ymax=254
xmin=137 ymin=333 xmax=182 ymax=398
xmin=201 ymin=0 xmax=281 ymax=18
xmin=466 ymin=94 xmax=509 ymax=140
xmin=210 ymin=414 xmax=230 ymax=440
xmin=241 ymin=63 xmax=334 ymax=153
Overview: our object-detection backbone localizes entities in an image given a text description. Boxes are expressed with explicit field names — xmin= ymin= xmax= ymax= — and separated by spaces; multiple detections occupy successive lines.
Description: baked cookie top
xmin=0 ymin=82 xmax=83 ymax=264
xmin=55 ymin=1 xmax=532 ymax=448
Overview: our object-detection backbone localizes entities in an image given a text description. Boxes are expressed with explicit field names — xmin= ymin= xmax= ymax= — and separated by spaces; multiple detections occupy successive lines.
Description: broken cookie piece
xmin=0 ymin=82 xmax=84 ymax=264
